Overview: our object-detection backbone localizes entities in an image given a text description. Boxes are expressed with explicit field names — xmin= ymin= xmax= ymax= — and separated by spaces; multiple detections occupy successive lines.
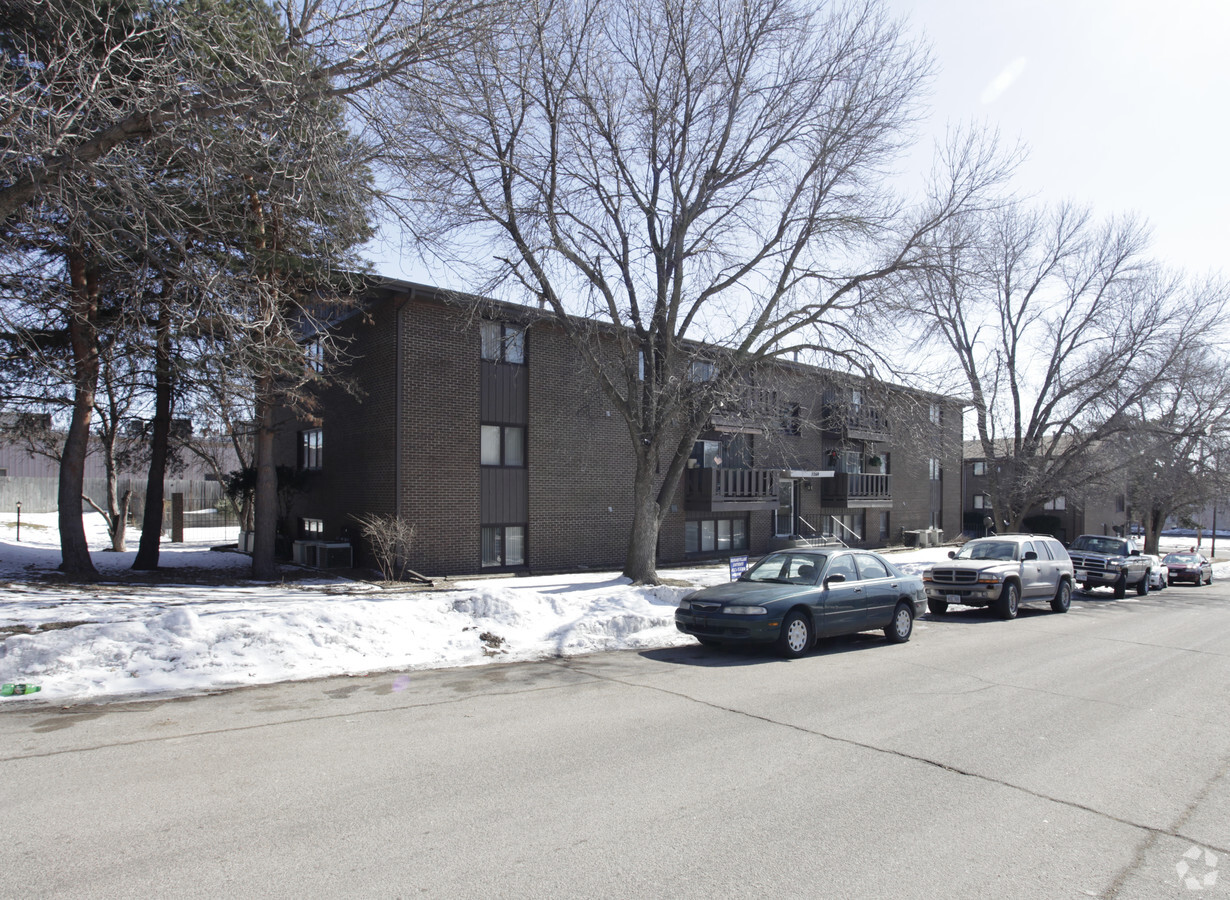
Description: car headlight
xmin=922 ymin=571 xmax=933 ymax=582
xmin=978 ymin=573 xmax=1003 ymax=584
xmin=723 ymin=606 xmax=768 ymax=615
xmin=677 ymin=599 xmax=692 ymax=610
xmin=1106 ymin=557 xmax=1127 ymax=567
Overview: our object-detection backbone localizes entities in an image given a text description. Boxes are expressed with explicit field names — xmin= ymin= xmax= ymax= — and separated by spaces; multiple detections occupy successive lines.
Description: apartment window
xmin=482 ymin=525 xmax=526 ymax=567
xmin=928 ymin=458 xmax=941 ymax=481
xmin=0 ymin=468 xmax=7 ymax=477
xmin=929 ymin=403 xmax=941 ymax=425
xmin=973 ymin=494 xmax=989 ymax=510
xmin=972 ymin=461 xmax=986 ymax=476
xmin=481 ymin=425 xmax=525 ymax=466
xmin=301 ymin=518 xmax=324 ymax=538
xmin=1115 ymin=494 xmax=1126 ymax=513
xmin=781 ymin=402 xmax=801 ymax=435
xmin=689 ymin=359 xmax=716 ymax=382
xmin=685 ymin=517 xmax=748 ymax=554
xmin=879 ymin=511 xmax=890 ymax=542
xmin=1044 ymin=496 xmax=1067 ymax=511
xmin=299 ymin=428 xmax=323 ymax=470
xmin=481 ymin=321 xmax=525 ymax=364
xmin=305 ymin=337 xmax=324 ymax=373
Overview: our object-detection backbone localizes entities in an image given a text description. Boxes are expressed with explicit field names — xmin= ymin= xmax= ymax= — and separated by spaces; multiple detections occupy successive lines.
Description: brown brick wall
xmin=282 ymin=289 xmax=966 ymax=575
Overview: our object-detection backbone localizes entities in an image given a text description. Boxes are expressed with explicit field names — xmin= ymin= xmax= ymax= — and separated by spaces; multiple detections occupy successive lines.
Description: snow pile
xmin=1 ymin=511 xmax=1223 ymax=705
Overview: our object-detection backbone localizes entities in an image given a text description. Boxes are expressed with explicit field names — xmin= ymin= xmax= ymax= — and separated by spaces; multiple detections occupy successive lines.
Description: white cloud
xmin=980 ymin=56 xmax=1028 ymax=104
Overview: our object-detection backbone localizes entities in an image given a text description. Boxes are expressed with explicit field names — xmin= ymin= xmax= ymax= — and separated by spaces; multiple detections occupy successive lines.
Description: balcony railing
xmin=821 ymin=403 xmax=891 ymax=440
xmin=683 ymin=467 xmax=778 ymax=512
xmin=820 ymin=472 xmax=892 ymax=508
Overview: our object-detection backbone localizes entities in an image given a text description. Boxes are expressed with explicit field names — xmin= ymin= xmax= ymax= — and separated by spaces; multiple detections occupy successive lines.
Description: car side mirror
xmin=947 ymin=550 xmax=956 ymax=559
xmin=824 ymin=574 xmax=846 ymax=586
xmin=1023 ymin=551 xmax=1038 ymax=561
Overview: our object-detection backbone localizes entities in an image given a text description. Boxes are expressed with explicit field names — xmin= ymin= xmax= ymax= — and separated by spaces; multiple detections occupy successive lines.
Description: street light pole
xmin=15 ymin=500 xmax=20 ymax=542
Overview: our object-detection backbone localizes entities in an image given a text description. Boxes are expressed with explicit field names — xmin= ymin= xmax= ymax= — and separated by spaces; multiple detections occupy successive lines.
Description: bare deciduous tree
xmin=902 ymin=200 xmax=1219 ymax=532
xmin=383 ymin=0 xmax=1010 ymax=581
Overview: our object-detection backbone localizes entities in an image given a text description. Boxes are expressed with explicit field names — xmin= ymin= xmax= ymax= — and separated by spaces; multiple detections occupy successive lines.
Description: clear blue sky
xmin=367 ymin=0 xmax=1229 ymax=283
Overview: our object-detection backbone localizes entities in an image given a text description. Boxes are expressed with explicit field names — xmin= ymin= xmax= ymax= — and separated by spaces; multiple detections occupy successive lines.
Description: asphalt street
xmin=3 ymin=582 xmax=1229 ymax=899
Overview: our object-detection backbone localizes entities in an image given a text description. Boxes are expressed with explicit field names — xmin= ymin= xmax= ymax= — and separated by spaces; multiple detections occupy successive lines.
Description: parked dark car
xmin=1163 ymin=551 xmax=1213 ymax=586
xmin=675 ymin=548 xmax=926 ymax=658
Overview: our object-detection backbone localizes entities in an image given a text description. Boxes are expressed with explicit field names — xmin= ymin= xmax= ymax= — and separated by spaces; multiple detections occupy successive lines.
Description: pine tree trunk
xmin=133 ymin=296 xmax=173 ymax=569
xmin=58 ymin=246 xmax=99 ymax=577
xmin=250 ymin=392 xmax=279 ymax=580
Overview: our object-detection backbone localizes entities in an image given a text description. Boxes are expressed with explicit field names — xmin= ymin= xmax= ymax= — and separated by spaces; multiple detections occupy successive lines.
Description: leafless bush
xmin=354 ymin=513 xmax=417 ymax=582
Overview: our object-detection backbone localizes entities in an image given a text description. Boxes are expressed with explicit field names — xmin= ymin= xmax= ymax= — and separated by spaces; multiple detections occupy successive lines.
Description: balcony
xmin=820 ymin=472 xmax=893 ymax=508
xmin=683 ymin=467 xmax=778 ymax=512
xmin=821 ymin=404 xmax=891 ymax=441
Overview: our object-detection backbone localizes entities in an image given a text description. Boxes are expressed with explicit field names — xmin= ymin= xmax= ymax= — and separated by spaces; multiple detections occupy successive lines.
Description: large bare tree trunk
xmin=250 ymin=388 xmax=279 ymax=580
xmin=58 ymin=246 xmax=100 ymax=577
xmin=622 ymin=466 xmax=662 ymax=584
xmin=133 ymin=295 xmax=173 ymax=569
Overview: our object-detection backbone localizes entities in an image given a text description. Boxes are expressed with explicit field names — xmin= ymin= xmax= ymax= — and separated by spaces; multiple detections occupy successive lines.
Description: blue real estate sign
xmin=729 ymin=555 xmax=749 ymax=581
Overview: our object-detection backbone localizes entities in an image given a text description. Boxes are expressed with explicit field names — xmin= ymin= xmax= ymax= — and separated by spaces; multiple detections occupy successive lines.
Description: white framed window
xmin=301 ymin=517 xmax=324 ymax=538
xmin=481 ymin=321 xmax=525 ymax=364
xmin=928 ymin=458 xmax=941 ymax=481
xmin=929 ymin=403 xmax=941 ymax=425
xmin=973 ymin=494 xmax=989 ymax=510
xmin=972 ymin=461 xmax=986 ymax=476
xmin=1044 ymin=496 xmax=1066 ymax=511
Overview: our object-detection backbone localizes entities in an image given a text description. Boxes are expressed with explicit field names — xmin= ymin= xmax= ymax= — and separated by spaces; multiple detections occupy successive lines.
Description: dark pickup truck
xmin=1066 ymin=534 xmax=1151 ymax=598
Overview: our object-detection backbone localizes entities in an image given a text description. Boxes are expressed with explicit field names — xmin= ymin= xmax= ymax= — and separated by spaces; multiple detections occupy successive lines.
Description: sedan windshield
xmin=743 ymin=552 xmax=827 ymax=585
xmin=955 ymin=540 xmax=1018 ymax=561
xmin=1164 ymin=554 xmax=1199 ymax=564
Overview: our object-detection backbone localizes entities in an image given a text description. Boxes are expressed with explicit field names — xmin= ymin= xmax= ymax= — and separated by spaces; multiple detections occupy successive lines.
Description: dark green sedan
xmin=675 ymin=548 xmax=926 ymax=658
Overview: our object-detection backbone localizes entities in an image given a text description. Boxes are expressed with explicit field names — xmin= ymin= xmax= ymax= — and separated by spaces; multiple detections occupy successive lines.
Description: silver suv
xmin=923 ymin=534 xmax=1075 ymax=620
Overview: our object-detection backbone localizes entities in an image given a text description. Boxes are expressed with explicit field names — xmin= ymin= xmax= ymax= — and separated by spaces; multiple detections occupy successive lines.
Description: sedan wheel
xmin=993 ymin=582 xmax=1019 ymax=620
xmin=775 ymin=611 xmax=813 ymax=659
xmin=1051 ymin=579 xmax=1071 ymax=613
xmin=885 ymin=602 xmax=914 ymax=643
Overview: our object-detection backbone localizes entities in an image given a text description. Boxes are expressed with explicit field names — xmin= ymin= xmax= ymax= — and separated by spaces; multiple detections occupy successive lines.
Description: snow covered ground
xmin=0 ymin=511 xmax=1224 ymax=705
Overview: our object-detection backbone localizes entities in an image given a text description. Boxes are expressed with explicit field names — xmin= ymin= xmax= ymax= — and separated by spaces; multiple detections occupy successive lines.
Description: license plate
xmin=946 ymin=594 xmax=961 ymax=603
xmin=1075 ymin=570 xmax=1087 ymax=580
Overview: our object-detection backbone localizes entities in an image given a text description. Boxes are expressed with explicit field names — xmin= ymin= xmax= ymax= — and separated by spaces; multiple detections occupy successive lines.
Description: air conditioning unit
xmin=315 ymin=542 xmax=353 ymax=569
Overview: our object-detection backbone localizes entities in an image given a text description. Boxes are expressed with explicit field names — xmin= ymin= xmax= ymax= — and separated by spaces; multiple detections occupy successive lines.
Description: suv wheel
xmin=993 ymin=582 xmax=1019 ymax=620
xmin=1136 ymin=570 xmax=1150 ymax=596
xmin=1051 ymin=579 xmax=1071 ymax=613
xmin=927 ymin=598 xmax=948 ymax=616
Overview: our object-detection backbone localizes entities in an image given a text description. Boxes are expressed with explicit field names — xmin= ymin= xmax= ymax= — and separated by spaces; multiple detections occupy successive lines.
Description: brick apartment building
xmin=960 ymin=441 xmax=1127 ymax=542
xmin=276 ymin=280 xmax=965 ymax=576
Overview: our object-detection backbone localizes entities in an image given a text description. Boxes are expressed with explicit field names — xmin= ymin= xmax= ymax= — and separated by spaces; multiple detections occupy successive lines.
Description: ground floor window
xmin=482 ymin=525 xmax=526 ymax=567
xmin=301 ymin=517 xmax=324 ymax=538
xmin=878 ymin=511 xmax=890 ymax=542
xmin=686 ymin=517 xmax=748 ymax=555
